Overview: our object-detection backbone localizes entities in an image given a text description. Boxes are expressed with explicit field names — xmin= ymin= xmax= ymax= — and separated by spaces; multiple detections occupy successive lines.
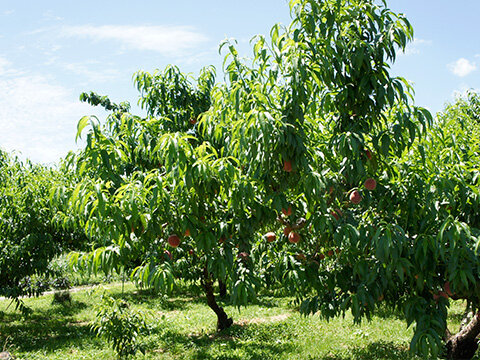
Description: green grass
xmin=0 ymin=283 xmax=475 ymax=359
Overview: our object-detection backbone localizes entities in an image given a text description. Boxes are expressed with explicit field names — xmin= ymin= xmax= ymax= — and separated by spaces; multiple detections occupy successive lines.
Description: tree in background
xmin=0 ymin=150 xmax=87 ymax=312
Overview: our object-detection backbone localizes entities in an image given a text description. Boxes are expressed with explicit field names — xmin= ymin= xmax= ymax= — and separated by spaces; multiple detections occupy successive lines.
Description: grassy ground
xmin=0 ymin=283 xmax=474 ymax=360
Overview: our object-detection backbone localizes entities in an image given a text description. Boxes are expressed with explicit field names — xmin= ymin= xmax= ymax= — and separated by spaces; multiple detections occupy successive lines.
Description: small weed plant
xmin=92 ymin=294 xmax=149 ymax=359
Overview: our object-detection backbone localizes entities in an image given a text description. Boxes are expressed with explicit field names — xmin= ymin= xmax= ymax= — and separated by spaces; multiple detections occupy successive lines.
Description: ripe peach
xmin=265 ymin=232 xmax=276 ymax=243
xmin=288 ymin=231 xmax=300 ymax=244
xmin=168 ymin=234 xmax=181 ymax=248
xmin=349 ymin=190 xmax=362 ymax=204
xmin=364 ymin=178 xmax=377 ymax=191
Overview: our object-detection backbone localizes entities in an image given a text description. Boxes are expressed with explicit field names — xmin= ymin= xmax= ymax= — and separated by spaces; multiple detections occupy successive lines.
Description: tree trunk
xmin=202 ymin=267 xmax=233 ymax=331
xmin=218 ymin=279 xmax=227 ymax=298
xmin=446 ymin=312 xmax=480 ymax=359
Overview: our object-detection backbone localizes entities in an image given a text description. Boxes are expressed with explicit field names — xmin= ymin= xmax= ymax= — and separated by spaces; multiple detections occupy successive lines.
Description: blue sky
xmin=0 ymin=1 xmax=478 ymax=164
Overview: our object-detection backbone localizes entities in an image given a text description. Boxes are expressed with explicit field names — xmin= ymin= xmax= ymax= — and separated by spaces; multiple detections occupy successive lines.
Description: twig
xmin=276 ymin=216 xmax=307 ymax=230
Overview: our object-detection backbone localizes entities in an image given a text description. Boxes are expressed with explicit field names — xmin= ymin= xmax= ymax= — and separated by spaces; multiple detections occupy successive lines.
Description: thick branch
xmin=455 ymin=312 xmax=480 ymax=342
xmin=444 ymin=327 xmax=453 ymax=342
xmin=446 ymin=312 xmax=480 ymax=359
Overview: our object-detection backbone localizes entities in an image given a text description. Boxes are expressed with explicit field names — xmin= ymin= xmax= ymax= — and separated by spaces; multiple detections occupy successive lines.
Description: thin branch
xmin=276 ymin=216 xmax=307 ymax=230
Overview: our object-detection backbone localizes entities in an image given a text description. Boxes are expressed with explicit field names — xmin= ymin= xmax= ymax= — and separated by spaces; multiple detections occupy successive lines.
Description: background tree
xmin=0 ymin=150 xmax=87 ymax=312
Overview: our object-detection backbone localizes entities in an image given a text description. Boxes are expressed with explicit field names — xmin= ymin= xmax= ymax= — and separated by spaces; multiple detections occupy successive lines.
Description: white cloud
xmin=448 ymin=58 xmax=477 ymax=77
xmin=175 ymin=45 xmax=218 ymax=67
xmin=0 ymin=61 xmax=104 ymax=164
xmin=42 ymin=10 xmax=63 ymax=21
xmin=0 ymin=56 xmax=11 ymax=75
xmin=62 ymin=25 xmax=209 ymax=56
xmin=63 ymin=62 xmax=121 ymax=83
xmin=400 ymin=38 xmax=431 ymax=56
xmin=0 ymin=56 xmax=23 ymax=77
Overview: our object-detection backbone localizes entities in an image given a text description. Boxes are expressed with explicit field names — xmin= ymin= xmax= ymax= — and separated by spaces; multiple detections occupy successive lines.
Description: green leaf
xmin=76 ymin=116 xmax=90 ymax=142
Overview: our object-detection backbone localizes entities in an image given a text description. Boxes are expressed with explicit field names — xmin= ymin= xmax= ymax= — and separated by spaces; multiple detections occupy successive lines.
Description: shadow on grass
xmin=145 ymin=321 xmax=297 ymax=360
xmin=372 ymin=304 xmax=406 ymax=321
xmin=350 ymin=342 xmax=414 ymax=360
xmin=110 ymin=289 xmax=206 ymax=311
xmin=1 ymin=299 xmax=88 ymax=323
xmin=0 ymin=298 xmax=96 ymax=355
xmin=2 ymin=309 xmax=296 ymax=358
xmin=44 ymin=299 xmax=89 ymax=317
xmin=0 ymin=316 xmax=96 ymax=353
xmin=248 ymin=295 xmax=291 ymax=309
xmin=308 ymin=341 xmax=415 ymax=360
xmin=109 ymin=287 xmax=284 ymax=313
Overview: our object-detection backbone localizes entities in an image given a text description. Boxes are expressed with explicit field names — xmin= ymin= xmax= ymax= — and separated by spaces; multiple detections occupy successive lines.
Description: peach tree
xmin=58 ymin=1 xmax=480 ymax=358
xmin=64 ymin=0 xmax=416 ymax=334
xmin=0 ymin=150 xmax=87 ymax=313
